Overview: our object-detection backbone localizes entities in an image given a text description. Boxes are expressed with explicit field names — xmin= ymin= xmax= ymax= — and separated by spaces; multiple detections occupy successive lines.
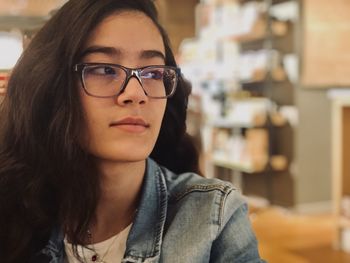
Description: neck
xmin=90 ymin=159 xmax=146 ymax=243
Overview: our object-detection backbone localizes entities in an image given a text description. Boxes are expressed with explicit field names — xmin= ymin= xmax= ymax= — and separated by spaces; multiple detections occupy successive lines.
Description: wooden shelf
xmin=209 ymin=113 xmax=287 ymax=129
xmin=240 ymin=67 xmax=287 ymax=84
xmin=212 ymin=154 xmax=288 ymax=173
xmin=211 ymin=156 xmax=262 ymax=174
xmin=0 ymin=15 xmax=47 ymax=30
xmin=239 ymin=0 xmax=292 ymax=4
xmin=209 ymin=114 xmax=267 ymax=129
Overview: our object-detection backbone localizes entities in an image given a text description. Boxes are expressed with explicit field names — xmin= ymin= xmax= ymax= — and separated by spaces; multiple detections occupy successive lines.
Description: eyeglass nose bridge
xmin=119 ymin=69 xmax=147 ymax=96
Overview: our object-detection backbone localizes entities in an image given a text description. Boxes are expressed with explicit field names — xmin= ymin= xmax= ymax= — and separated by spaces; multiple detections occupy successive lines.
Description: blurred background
xmin=1 ymin=0 xmax=350 ymax=262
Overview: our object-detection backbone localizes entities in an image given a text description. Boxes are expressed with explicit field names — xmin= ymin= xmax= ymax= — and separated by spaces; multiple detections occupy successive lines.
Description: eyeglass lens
xmin=82 ymin=65 xmax=177 ymax=98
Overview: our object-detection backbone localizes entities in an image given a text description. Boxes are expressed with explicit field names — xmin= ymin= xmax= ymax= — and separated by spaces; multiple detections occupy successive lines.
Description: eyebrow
xmin=140 ymin=50 xmax=165 ymax=61
xmin=81 ymin=45 xmax=166 ymax=61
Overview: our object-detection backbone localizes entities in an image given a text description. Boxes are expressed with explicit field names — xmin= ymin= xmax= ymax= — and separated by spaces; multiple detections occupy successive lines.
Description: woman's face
xmin=79 ymin=11 xmax=167 ymax=163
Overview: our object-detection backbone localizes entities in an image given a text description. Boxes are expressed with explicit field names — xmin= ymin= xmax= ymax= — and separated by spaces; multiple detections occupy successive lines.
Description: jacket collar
xmin=39 ymin=158 xmax=168 ymax=263
xmin=122 ymin=158 xmax=168 ymax=262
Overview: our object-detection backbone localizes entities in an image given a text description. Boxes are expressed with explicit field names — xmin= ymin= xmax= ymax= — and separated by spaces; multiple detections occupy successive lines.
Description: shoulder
xmin=159 ymin=165 xmax=246 ymax=227
xmin=147 ymin=160 xmax=264 ymax=261
xmin=164 ymin=166 xmax=229 ymax=192
xmin=160 ymin=165 xmax=238 ymax=198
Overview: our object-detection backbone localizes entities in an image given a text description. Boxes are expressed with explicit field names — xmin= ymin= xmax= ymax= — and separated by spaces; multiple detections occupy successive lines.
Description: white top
xmin=64 ymin=224 xmax=132 ymax=263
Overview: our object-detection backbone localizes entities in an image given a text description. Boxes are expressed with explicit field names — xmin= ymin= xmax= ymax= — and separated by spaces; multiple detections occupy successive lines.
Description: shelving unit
xmin=179 ymin=0 xmax=299 ymax=206
xmin=225 ymin=0 xmax=296 ymax=206
xmin=212 ymin=156 xmax=258 ymax=174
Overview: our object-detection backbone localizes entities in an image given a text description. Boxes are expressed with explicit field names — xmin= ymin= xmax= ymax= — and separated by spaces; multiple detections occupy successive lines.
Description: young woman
xmin=0 ymin=0 xmax=265 ymax=262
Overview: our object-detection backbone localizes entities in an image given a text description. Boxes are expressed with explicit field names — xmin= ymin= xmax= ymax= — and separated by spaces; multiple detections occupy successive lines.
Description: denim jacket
xmin=35 ymin=158 xmax=265 ymax=263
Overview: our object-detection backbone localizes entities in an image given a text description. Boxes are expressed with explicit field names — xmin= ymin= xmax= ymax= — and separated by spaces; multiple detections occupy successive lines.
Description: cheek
xmin=79 ymin=94 xmax=106 ymax=145
xmin=155 ymin=100 xmax=167 ymax=128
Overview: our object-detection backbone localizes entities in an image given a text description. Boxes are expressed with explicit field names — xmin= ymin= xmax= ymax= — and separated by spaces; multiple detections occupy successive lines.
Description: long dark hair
xmin=0 ymin=0 xmax=200 ymax=261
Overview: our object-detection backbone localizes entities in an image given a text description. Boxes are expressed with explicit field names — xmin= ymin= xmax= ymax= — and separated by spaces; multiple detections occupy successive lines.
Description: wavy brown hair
xmin=0 ymin=0 xmax=200 ymax=262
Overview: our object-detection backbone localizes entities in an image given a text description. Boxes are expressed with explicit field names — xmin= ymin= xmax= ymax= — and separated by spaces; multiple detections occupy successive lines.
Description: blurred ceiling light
xmin=0 ymin=32 xmax=23 ymax=70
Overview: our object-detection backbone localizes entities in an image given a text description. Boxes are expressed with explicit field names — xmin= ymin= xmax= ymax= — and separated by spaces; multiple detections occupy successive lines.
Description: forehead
xmin=84 ymin=11 xmax=165 ymax=57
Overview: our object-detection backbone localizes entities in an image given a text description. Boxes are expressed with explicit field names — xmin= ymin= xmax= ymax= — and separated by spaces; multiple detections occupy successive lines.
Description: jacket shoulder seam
xmin=172 ymin=183 xmax=234 ymax=202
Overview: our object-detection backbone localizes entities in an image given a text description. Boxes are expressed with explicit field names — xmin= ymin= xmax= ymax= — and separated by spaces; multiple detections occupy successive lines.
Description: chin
xmin=98 ymin=150 xmax=152 ymax=163
xmin=89 ymin=140 xmax=156 ymax=164
xmin=117 ymin=154 xmax=149 ymax=163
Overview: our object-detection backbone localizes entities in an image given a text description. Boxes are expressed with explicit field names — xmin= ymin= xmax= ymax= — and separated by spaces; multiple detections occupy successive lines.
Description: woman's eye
xmin=87 ymin=66 xmax=116 ymax=75
xmin=142 ymin=70 xmax=164 ymax=80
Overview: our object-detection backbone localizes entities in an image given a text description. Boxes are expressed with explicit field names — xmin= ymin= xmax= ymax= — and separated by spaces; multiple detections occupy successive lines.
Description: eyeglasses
xmin=74 ymin=63 xmax=180 ymax=99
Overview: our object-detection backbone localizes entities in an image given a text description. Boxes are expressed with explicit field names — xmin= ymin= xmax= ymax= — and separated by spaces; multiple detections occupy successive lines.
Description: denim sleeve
xmin=209 ymin=190 xmax=266 ymax=263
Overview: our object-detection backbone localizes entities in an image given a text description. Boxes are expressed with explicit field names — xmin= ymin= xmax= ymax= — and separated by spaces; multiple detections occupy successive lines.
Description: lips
xmin=109 ymin=117 xmax=150 ymax=132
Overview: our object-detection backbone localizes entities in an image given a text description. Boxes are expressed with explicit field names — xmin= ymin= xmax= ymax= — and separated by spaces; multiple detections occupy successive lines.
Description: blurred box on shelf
xmin=246 ymin=128 xmax=269 ymax=171
xmin=341 ymin=228 xmax=350 ymax=253
xmin=270 ymin=155 xmax=288 ymax=171
xmin=225 ymin=98 xmax=271 ymax=127
xmin=269 ymin=0 xmax=299 ymax=22
xmin=283 ymin=54 xmax=299 ymax=84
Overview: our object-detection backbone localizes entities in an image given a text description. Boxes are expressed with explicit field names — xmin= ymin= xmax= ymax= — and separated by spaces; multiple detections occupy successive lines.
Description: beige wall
xmin=295 ymin=89 xmax=332 ymax=205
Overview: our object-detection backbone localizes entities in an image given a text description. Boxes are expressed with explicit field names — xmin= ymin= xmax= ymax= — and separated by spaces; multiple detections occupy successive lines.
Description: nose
xmin=115 ymin=76 xmax=148 ymax=105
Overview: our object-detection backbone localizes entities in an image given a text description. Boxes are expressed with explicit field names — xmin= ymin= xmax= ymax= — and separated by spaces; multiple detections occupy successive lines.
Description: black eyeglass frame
xmin=74 ymin=63 xmax=181 ymax=99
